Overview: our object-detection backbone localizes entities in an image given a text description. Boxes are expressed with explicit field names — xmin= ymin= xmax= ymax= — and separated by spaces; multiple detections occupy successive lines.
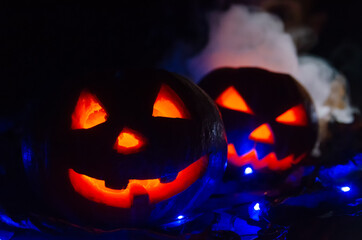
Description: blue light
xmin=244 ymin=167 xmax=253 ymax=175
xmin=177 ymin=215 xmax=184 ymax=220
xmin=341 ymin=186 xmax=351 ymax=192
xmin=249 ymin=202 xmax=262 ymax=221
xmin=0 ymin=229 xmax=15 ymax=240
xmin=21 ymin=142 xmax=33 ymax=170
xmin=212 ymin=213 xmax=261 ymax=236
xmin=0 ymin=213 xmax=39 ymax=230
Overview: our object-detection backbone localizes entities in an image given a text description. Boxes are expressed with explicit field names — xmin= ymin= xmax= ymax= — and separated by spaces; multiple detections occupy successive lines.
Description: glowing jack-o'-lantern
xmin=1 ymin=69 xmax=226 ymax=231
xmin=199 ymin=67 xmax=317 ymax=173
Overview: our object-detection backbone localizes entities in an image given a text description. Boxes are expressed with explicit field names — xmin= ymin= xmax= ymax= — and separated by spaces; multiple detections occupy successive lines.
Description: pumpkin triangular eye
xmin=71 ymin=90 xmax=108 ymax=129
xmin=152 ymin=84 xmax=191 ymax=119
xmin=216 ymin=86 xmax=254 ymax=114
xmin=275 ymin=104 xmax=307 ymax=126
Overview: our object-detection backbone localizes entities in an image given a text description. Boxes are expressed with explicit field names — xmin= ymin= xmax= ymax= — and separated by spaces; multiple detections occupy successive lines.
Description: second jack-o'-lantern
xmin=199 ymin=67 xmax=318 ymax=173
xmin=1 ymin=69 xmax=226 ymax=232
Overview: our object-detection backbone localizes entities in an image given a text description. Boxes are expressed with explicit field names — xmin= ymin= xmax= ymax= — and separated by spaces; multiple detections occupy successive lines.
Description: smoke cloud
xmin=298 ymin=55 xmax=356 ymax=124
xmin=161 ymin=5 xmax=357 ymax=127
xmin=186 ymin=5 xmax=300 ymax=82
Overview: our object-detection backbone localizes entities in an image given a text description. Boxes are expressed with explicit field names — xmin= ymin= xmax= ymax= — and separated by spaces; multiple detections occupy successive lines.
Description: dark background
xmin=1 ymin=1 xmax=362 ymax=108
xmin=0 ymin=2 xmax=361 ymax=239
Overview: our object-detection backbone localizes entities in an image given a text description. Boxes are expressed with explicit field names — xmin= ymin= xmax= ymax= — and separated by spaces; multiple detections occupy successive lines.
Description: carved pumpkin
xmin=199 ymin=67 xmax=318 ymax=173
xmin=1 ymin=69 xmax=226 ymax=231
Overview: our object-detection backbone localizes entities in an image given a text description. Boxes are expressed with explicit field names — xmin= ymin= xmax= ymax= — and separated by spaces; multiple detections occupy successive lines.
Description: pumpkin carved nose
xmin=249 ymin=123 xmax=274 ymax=144
xmin=114 ymin=128 xmax=146 ymax=154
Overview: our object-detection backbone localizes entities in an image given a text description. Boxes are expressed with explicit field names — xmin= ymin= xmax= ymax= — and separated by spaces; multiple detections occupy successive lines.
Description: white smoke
xmin=298 ymin=56 xmax=357 ymax=153
xmin=161 ymin=4 xmax=357 ymax=130
xmin=298 ymin=55 xmax=356 ymax=124
xmin=187 ymin=5 xmax=300 ymax=82
xmin=184 ymin=5 xmax=357 ymax=125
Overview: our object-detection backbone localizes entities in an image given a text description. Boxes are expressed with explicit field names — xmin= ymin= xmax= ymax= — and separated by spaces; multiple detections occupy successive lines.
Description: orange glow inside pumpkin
xmin=216 ymin=86 xmax=253 ymax=114
xmin=71 ymin=90 xmax=108 ymax=129
xmin=152 ymin=84 xmax=191 ymax=119
xmin=227 ymin=144 xmax=305 ymax=171
xmin=276 ymin=104 xmax=307 ymax=126
xmin=248 ymin=123 xmax=275 ymax=144
xmin=68 ymin=155 xmax=208 ymax=208
xmin=113 ymin=128 xmax=146 ymax=154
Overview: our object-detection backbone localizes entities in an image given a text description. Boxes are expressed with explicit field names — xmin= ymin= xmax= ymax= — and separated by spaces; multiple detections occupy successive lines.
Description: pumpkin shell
xmin=199 ymin=67 xmax=318 ymax=188
xmin=0 ymin=69 xmax=227 ymax=232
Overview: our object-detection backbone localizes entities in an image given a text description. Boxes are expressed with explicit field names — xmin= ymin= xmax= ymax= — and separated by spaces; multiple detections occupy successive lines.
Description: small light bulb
xmin=341 ymin=186 xmax=351 ymax=192
xmin=244 ymin=167 xmax=253 ymax=175
xmin=177 ymin=215 xmax=184 ymax=220
xmin=253 ymin=203 xmax=260 ymax=211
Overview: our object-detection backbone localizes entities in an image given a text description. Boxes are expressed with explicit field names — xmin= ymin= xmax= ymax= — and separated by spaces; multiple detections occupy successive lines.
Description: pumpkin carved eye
xmin=71 ymin=90 xmax=108 ymax=129
xmin=275 ymin=104 xmax=307 ymax=126
xmin=216 ymin=86 xmax=254 ymax=114
xmin=152 ymin=84 xmax=191 ymax=119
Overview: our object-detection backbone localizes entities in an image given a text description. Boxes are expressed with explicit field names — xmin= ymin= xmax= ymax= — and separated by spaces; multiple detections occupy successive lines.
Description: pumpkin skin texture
xmin=199 ymin=67 xmax=318 ymax=177
xmin=1 ymin=69 xmax=226 ymax=232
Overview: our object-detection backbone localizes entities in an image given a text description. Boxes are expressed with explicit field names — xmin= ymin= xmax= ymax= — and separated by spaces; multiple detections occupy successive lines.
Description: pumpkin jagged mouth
xmin=227 ymin=144 xmax=306 ymax=171
xmin=68 ymin=155 xmax=208 ymax=208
